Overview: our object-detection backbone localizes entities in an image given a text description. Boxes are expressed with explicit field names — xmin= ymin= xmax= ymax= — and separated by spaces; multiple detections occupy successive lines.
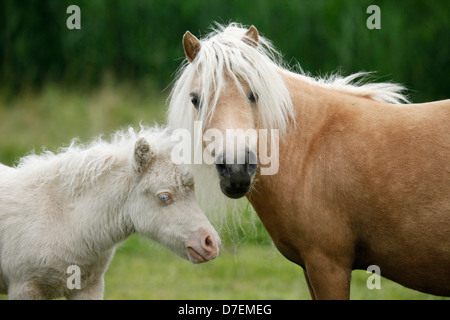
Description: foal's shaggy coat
xmin=0 ymin=127 xmax=220 ymax=299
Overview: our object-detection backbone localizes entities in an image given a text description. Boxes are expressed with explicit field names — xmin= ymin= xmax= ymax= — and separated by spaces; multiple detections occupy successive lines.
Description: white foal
xmin=0 ymin=126 xmax=220 ymax=299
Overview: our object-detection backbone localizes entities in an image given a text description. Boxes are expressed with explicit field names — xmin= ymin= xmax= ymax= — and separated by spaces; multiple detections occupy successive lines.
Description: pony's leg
xmin=302 ymin=269 xmax=316 ymax=300
xmin=304 ymin=255 xmax=351 ymax=300
xmin=66 ymin=277 xmax=104 ymax=300
xmin=8 ymin=281 xmax=45 ymax=300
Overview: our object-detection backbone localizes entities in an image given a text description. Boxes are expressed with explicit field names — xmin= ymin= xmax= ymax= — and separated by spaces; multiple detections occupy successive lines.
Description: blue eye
xmin=157 ymin=192 xmax=173 ymax=204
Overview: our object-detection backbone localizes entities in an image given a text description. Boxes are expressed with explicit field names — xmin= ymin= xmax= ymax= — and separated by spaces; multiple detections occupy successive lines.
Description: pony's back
xmin=0 ymin=163 xmax=14 ymax=173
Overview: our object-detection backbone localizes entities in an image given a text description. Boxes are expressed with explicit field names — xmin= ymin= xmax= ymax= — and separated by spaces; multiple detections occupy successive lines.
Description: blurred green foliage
xmin=0 ymin=0 xmax=448 ymax=102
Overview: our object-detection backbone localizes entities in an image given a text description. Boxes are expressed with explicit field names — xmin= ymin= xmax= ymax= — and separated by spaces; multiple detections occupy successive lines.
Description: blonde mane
xmin=168 ymin=22 xmax=408 ymax=134
xmin=289 ymin=70 xmax=410 ymax=104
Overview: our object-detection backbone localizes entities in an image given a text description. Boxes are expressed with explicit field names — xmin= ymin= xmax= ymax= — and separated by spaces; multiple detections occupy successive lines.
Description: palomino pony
xmin=0 ymin=126 xmax=220 ymax=299
xmin=168 ymin=23 xmax=450 ymax=299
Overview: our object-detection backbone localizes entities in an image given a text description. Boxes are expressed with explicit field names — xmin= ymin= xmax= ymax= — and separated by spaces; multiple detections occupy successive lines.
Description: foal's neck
xmin=63 ymin=165 xmax=135 ymax=258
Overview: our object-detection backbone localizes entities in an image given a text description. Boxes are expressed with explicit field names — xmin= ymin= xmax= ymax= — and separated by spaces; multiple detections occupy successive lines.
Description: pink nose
xmin=186 ymin=228 xmax=220 ymax=263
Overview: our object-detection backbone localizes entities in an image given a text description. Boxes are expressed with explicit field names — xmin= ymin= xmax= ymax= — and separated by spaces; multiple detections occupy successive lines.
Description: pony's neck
xmin=281 ymin=69 xmax=344 ymax=131
xmin=247 ymin=70 xmax=354 ymax=247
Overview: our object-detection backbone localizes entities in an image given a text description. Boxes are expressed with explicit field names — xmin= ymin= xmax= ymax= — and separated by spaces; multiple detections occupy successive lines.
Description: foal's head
xmin=126 ymin=134 xmax=220 ymax=263
xmin=169 ymin=23 xmax=293 ymax=199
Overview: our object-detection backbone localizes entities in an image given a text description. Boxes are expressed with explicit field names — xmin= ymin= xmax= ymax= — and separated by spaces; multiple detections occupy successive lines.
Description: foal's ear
xmin=243 ymin=25 xmax=259 ymax=47
xmin=133 ymin=137 xmax=153 ymax=173
xmin=181 ymin=168 xmax=195 ymax=187
xmin=183 ymin=31 xmax=201 ymax=63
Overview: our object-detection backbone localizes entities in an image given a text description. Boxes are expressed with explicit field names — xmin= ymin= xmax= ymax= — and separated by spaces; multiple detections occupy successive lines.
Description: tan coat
xmin=250 ymin=73 xmax=450 ymax=299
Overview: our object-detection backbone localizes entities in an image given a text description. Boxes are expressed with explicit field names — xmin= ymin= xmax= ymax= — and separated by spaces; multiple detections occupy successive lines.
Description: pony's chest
xmin=250 ymin=192 xmax=307 ymax=266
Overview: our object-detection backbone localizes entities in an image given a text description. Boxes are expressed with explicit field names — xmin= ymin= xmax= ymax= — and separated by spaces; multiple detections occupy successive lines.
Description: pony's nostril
xmin=202 ymin=234 xmax=219 ymax=258
xmin=204 ymin=235 xmax=213 ymax=248
xmin=215 ymin=162 xmax=230 ymax=177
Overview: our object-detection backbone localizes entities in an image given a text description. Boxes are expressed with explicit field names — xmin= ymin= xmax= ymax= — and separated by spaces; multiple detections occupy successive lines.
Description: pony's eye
xmin=157 ymin=192 xmax=173 ymax=204
xmin=248 ymin=92 xmax=258 ymax=104
xmin=190 ymin=93 xmax=200 ymax=110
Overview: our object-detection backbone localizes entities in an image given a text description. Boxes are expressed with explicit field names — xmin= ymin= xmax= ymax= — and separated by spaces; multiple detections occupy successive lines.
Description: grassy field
xmin=0 ymin=85 xmax=446 ymax=300
xmin=103 ymin=235 xmax=444 ymax=300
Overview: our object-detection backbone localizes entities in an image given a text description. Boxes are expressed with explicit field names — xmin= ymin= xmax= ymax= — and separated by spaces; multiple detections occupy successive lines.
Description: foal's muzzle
xmin=215 ymin=148 xmax=258 ymax=199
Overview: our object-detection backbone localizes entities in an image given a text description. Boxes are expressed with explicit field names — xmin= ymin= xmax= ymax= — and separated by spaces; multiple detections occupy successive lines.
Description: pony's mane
xmin=15 ymin=126 xmax=170 ymax=194
xmin=289 ymin=70 xmax=410 ymax=104
xmin=168 ymin=22 xmax=409 ymax=135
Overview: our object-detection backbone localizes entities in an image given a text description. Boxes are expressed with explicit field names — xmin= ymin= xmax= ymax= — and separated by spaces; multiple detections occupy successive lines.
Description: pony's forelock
xmin=168 ymin=22 xmax=295 ymax=136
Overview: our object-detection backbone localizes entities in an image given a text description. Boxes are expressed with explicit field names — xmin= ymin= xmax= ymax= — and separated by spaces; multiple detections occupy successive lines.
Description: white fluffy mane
xmin=14 ymin=126 xmax=170 ymax=195
xmin=168 ymin=22 xmax=295 ymax=136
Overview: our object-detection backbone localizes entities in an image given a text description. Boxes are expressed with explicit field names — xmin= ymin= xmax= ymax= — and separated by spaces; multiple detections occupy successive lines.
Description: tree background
xmin=1 ymin=0 xmax=448 ymax=102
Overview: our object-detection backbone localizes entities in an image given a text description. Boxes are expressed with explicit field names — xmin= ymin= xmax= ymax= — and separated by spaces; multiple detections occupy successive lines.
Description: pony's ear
xmin=183 ymin=31 xmax=201 ymax=63
xmin=181 ymin=168 xmax=195 ymax=187
xmin=243 ymin=25 xmax=259 ymax=47
xmin=133 ymin=137 xmax=153 ymax=173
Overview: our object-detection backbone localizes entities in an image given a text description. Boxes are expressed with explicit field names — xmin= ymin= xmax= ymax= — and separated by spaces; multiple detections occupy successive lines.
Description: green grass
xmin=0 ymin=85 xmax=446 ymax=300
xmin=103 ymin=235 xmax=444 ymax=300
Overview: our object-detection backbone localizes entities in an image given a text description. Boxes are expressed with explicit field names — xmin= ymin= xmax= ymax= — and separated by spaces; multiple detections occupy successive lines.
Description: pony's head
xmin=125 ymin=132 xmax=221 ymax=263
xmin=168 ymin=23 xmax=294 ymax=199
